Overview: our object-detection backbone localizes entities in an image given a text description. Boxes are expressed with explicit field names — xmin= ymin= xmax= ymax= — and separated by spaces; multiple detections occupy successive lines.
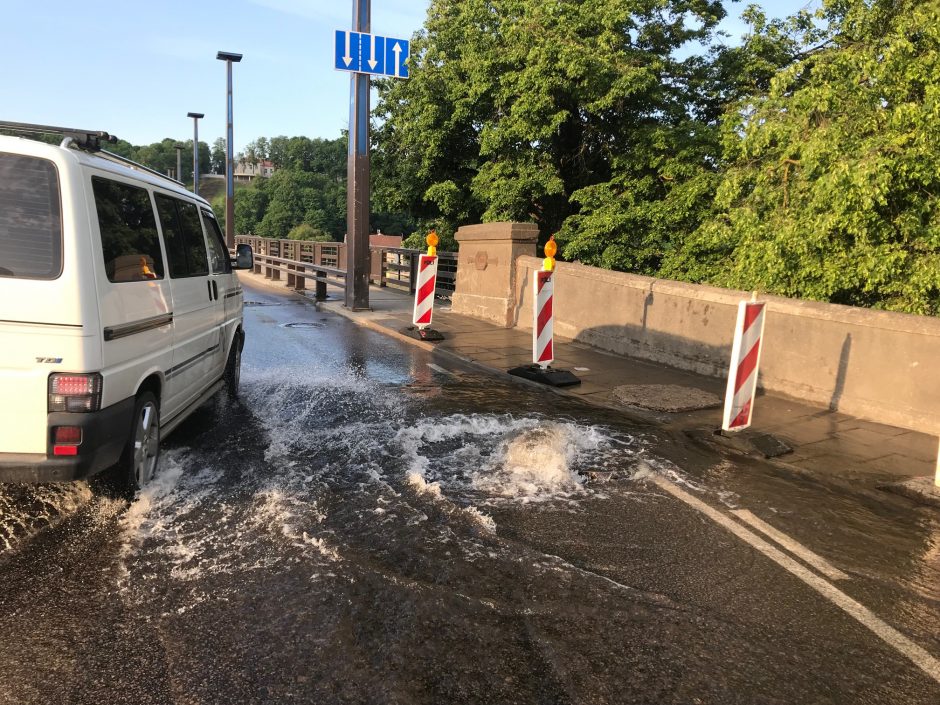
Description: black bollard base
xmin=508 ymin=364 xmax=581 ymax=387
xmin=401 ymin=326 xmax=445 ymax=342
xmin=715 ymin=428 xmax=793 ymax=458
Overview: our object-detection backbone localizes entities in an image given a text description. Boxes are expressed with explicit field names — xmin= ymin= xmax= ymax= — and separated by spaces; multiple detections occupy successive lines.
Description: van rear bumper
xmin=0 ymin=397 xmax=134 ymax=482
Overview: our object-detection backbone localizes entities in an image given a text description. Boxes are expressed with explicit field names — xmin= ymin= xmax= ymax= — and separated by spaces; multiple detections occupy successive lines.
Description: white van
xmin=0 ymin=124 xmax=253 ymax=492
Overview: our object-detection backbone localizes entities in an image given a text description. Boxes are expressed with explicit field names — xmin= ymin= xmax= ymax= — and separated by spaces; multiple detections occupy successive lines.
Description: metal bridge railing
xmin=235 ymin=236 xmax=457 ymax=300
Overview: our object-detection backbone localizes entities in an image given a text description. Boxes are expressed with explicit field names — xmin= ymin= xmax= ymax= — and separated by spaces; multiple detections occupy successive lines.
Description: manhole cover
xmin=282 ymin=321 xmax=325 ymax=329
xmin=244 ymin=301 xmax=283 ymax=306
xmin=612 ymin=384 xmax=721 ymax=413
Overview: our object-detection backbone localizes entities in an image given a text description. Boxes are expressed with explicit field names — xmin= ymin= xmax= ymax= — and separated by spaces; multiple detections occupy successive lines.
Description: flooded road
xmin=1 ymin=280 xmax=938 ymax=704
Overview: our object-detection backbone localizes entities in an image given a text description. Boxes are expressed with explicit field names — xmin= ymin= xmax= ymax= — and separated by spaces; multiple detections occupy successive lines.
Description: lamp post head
xmin=187 ymin=112 xmax=204 ymax=119
xmin=174 ymin=143 xmax=185 ymax=151
xmin=216 ymin=51 xmax=243 ymax=63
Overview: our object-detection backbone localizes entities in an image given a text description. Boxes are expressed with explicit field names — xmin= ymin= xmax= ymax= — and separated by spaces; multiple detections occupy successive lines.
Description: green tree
xmin=242 ymin=137 xmax=270 ymax=166
xmin=374 ymin=0 xmax=729 ymax=247
xmin=665 ymin=0 xmax=940 ymax=315
xmin=287 ymin=223 xmax=334 ymax=241
xmin=559 ymin=5 xmax=819 ymax=273
xmin=255 ymin=169 xmax=346 ymax=239
xmin=126 ymin=138 xmax=210 ymax=184
xmin=211 ymin=137 xmax=226 ymax=174
xmin=402 ymin=224 xmax=457 ymax=252
xmin=233 ymin=184 xmax=269 ymax=235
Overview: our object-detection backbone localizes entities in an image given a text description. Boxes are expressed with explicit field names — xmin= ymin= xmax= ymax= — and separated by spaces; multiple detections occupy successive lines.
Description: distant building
xmin=343 ymin=231 xmax=404 ymax=249
xmin=234 ymin=159 xmax=275 ymax=183
xmin=369 ymin=232 xmax=403 ymax=249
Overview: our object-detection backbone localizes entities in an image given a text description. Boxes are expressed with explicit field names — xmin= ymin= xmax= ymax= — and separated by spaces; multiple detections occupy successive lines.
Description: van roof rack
xmin=0 ymin=120 xmax=185 ymax=188
xmin=0 ymin=120 xmax=118 ymax=151
xmin=98 ymin=149 xmax=185 ymax=187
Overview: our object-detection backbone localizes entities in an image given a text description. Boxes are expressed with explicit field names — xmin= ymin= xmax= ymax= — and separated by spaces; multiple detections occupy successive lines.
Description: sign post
xmin=336 ymin=11 xmax=411 ymax=311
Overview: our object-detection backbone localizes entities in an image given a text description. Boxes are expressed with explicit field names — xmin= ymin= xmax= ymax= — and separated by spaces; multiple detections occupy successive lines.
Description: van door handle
xmin=212 ymin=281 xmax=218 ymax=300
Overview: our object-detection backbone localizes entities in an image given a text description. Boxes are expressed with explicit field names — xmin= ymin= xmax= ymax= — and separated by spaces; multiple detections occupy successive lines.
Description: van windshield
xmin=0 ymin=153 xmax=62 ymax=280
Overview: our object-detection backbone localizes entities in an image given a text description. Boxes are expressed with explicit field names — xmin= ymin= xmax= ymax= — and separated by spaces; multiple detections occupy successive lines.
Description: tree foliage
xmin=374 ymin=0 xmax=731 ymax=246
xmin=373 ymin=0 xmax=940 ymax=315
xmin=210 ymin=137 xmax=226 ymax=174
xmin=110 ymin=138 xmax=211 ymax=185
xmin=288 ymin=223 xmax=334 ymax=241
xmin=664 ymin=0 xmax=940 ymax=314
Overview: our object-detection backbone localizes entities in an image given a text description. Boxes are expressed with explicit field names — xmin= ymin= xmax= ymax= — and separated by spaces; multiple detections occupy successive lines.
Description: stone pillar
xmin=450 ymin=222 xmax=538 ymax=328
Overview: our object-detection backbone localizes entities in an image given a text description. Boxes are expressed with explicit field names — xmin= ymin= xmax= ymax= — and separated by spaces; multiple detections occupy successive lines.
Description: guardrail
xmin=235 ymin=236 xmax=456 ymax=300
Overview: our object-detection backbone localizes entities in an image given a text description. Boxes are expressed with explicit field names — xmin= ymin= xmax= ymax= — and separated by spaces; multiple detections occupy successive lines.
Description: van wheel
xmin=117 ymin=392 xmax=161 ymax=494
xmin=224 ymin=337 xmax=242 ymax=396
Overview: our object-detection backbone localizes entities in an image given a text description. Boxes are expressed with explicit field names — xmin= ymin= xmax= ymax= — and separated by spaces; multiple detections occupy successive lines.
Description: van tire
xmin=224 ymin=336 xmax=242 ymax=396
xmin=112 ymin=392 xmax=161 ymax=495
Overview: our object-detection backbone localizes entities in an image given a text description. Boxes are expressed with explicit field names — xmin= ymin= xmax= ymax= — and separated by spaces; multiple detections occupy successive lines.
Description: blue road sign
xmin=334 ymin=30 xmax=409 ymax=78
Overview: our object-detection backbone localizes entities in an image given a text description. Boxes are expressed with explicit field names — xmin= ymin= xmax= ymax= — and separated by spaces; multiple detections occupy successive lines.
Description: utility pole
xmin=346 ymin=0 xmax=371 ymax=310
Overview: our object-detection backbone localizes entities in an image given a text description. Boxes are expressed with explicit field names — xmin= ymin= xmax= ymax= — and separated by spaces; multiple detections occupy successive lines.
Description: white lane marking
xmin=651 ymin=476 xmax=940 ymax=685
xmin=731 ymin=509 xmax=850 ymax=581
xmin=427 ymin=363 xmax=455 ymax=377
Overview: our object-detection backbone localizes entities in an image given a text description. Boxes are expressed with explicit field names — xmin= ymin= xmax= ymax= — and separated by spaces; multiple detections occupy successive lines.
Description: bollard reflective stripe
xmin=935 ymin=438 xmax=939 ymax=489
xmin=533 ymin=270 xmax=554 ymax=367
xmin=722 ymin=300 xmax=767 ymax=431
xmin=412 ymin=254 xmax=438 ymax=328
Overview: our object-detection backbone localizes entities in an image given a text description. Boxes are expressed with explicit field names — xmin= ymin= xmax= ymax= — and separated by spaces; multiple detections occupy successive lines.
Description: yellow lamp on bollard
xmin=543 ymin=235 xmax=557 ymax=272
xmin=427 ymin=230 xmax=439 ymax=257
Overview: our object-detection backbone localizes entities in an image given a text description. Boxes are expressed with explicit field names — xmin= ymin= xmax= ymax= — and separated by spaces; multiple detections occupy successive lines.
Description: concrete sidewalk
xmin=242 ymin=271 xmax=940 ymax=505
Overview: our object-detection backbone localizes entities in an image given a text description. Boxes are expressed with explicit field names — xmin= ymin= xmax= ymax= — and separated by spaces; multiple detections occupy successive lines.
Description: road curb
xmin=879 ymin=478 xmax=940 ymax=508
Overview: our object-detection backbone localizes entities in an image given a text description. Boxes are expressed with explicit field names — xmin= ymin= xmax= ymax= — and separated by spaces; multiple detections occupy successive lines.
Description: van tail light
xmin=48 ymin=373 xmax=103 ymax=413
xmin=53 ymin=426 xmax=83 ymax=456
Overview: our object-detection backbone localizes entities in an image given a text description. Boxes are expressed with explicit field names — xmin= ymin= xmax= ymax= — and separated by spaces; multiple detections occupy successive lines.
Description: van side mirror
xmin=232 ymin=243 xmax=254 ymax=270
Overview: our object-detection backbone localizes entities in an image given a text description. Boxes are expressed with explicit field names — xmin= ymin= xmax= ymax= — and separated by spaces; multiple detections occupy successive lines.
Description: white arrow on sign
xmin=392 ymin=42 xmax=402 ymax=77
xmin=343 ymin=32 xmax=353 ymax=67
xmin=368 ymin=35 xmax=378 ymax=70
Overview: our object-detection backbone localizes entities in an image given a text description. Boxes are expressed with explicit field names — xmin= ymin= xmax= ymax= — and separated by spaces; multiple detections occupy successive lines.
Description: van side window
xmin=155 ymin=195 xmax=209 ymax=278
xmin=0 ymin=153 xmax=62 ymax=280
xmin=92 ymin=177 xmax=165 ymax=283
xmin=201 ymin=210 xmax=232 ymax=274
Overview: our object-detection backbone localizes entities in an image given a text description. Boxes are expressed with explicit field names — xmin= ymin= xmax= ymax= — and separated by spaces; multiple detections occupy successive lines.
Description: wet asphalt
xmin=1 ymin=280 xmax=938 ymax=705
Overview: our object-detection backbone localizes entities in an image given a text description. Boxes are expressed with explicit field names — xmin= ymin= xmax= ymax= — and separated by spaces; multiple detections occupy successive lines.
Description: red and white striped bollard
xmin=412 ymin=254 xmax=438 ymax=330
xmin=403 ymin=231 xmax=445 ymax=341
xmin=722 ymin=297 xmax=767 ymax=432
xmin=533 ymin=270 xmax=554 ymax=368
xmin=934 ymin=438 xmax=939 ymax=489
xmin=507 ymin=235 xmax=580 ymax=387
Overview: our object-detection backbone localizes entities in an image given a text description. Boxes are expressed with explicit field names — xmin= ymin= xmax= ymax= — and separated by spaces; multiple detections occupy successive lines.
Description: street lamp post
xmin=174 ymin=143 xmax=184 ymax=182
xmin=216 ymin=50 xmax=243 ymax=248
xmin=186 ymin=112 xmax=204 ymax=194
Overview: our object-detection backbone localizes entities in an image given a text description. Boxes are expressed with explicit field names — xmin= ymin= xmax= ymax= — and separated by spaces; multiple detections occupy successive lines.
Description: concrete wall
xmin=451 ymin=222 xmax=539 ymax=327
xmin=509 ymin=256 xmax=940 ymax=434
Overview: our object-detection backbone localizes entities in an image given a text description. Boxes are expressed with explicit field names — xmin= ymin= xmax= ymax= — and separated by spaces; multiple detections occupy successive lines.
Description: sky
xmin=1 ymin=0 xmax=817 ymax=154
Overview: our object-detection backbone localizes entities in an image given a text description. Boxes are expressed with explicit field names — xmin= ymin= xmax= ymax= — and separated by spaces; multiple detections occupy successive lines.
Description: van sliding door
xmin=155 ymin=194 xmax=218 ymax=420
xmin=201 ymin=209 xmax=238 ymax=377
